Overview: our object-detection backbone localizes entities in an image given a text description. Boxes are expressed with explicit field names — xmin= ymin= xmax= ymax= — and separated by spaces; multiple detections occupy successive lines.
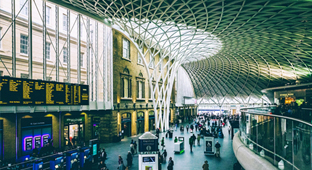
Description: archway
xmin=121 ymin=113 xmax=131 ymax=137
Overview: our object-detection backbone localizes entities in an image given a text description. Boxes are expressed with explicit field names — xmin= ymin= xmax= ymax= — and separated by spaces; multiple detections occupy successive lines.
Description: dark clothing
xmin=127 ymin=153 xmax=132 ymax=167
xmin=215 ymin=143 xmax=221 ymax=148
xmin=167 ymin=160 xmax=174 ymax=170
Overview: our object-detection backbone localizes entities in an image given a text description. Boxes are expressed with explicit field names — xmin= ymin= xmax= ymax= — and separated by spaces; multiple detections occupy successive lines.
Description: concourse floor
xmin=100 ymin=122 xmax=237 ymax=170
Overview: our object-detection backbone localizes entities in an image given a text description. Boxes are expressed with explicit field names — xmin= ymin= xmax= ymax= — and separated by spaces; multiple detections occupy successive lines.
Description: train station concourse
xmin=0 ymin=0 xmax=312 ymax=169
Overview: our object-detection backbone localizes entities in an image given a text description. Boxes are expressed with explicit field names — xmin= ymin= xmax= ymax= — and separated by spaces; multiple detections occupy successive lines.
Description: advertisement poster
xmin=206 ymin=141 xmax=212 ymax=152
xmin=145 ymin=166 xmax=153 ymax=170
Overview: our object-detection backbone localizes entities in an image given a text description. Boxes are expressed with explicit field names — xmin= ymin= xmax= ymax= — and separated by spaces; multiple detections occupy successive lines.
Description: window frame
xmin=46 ymin=6 xmax=51 ymax=25
xmin=122 ymin=38 xmax=130 ymax=60
xmin=45 ymin=42 xmax=51 ymax=59
xmin=63 ymin=14 xmax=67 ymax=31
xmin=121 ymin=67 xmax=132 ymax=99
xmin=20 ymin=34 xmax=28 ymax=54
xmin=20 ymin=0 xmax=28 ymax=16
xmin=0 ymin=27 xmax=2 ymax=49
xmin=63 ymin=47 xmax=67 ymax=63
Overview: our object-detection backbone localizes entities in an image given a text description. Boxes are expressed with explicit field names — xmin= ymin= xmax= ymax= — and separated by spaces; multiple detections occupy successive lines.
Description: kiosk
xmin=138 ymin=132 xmax=158 ymax=170
xmin=66 ymin=150 xmax=78 ymax=170
xmin=204 ymin=136 xmax=215 ymax=155
xmin=174 ymin=137 xmax=184 ymax=154
xmin=33 ymin=160 xmax=43 ymax=170
xmin=79 ymin=147 xmax=90 ymax=168
xmin=50 ymin=155 xmax=64 ymax=170
xmin=89 ymin=139 xmax=99 ymax=163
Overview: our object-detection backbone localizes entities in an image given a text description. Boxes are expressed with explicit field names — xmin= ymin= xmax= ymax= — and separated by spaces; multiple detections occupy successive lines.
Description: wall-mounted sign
xmin=21 ymin=117 xmax=52 ymax=128
xmin=64 ymin=117 xmax=84 ymax=125
xmin=0 ymin=76 xmax=89 ymax=106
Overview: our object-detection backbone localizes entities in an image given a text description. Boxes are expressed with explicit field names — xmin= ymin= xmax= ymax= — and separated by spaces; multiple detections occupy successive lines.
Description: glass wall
xmin=239 ymin=111 xmax=312 ymax=170
xmin=0 ymin=0 xmax=113 ymax=104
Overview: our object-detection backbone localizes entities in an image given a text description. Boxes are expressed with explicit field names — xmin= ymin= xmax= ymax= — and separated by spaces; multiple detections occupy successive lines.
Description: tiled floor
xmin=100 ymin=121 xmax=237 ymax=170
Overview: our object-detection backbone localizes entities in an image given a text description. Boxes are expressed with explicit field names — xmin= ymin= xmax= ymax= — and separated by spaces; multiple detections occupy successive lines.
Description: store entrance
xmin=149 ymin=111 xmax=155 ymax=131
xmin=64 ymin=117 xmax=84 ymax=146
xmin=137 ymin=112 xmax=145 ymax=134
xmin=121 ymin=113 xmax=131 ymax=137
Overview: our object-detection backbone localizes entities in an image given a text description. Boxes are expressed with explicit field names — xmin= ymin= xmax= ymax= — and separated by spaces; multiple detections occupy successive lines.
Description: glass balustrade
xmin=239 ymin=110 xmax=312 ymax=170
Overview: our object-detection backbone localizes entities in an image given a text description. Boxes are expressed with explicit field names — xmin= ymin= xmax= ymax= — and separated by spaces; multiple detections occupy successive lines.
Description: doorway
xmin=121 ymin=113 xmax=131 ymax=137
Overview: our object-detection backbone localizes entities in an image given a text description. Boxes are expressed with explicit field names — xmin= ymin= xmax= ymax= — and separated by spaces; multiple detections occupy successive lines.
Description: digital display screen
xmin=0 ymin=76 xmax=89 ymax=105
xmin=93 ymin=144 xmax=97 ymax=156
xmin=34 ymin=136 xmax=41 ymax=149
xmin=143 ymin=157 xmax=155 ymax=163
xmin=25 ymin=137 xmax=33 ymax=151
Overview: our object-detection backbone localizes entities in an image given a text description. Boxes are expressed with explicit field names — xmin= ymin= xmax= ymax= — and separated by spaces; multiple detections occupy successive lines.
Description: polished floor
xmin=100 ymin=121 xmax=237 ymax=170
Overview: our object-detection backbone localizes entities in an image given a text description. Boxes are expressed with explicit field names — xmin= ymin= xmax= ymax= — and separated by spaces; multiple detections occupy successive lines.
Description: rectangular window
xmin=0 ymin=27 xmax=2 ymax=49
xmin=63 ymin=47 xmax=67 ymax=63
xmin=123 ymin=38 xmax=130 ymax=59
xmin=20 ymin=0 xmax=28 ymax=15
xmin=46 ymin=6 xmax=51 ymax=24
xmin=139 ymin=81 xmax=143 ymax=98
xmin=63 ymin=14 xmax=67 ymax=31
xmin=138 ymin=52 xmax=143 ymax=64
xmin=20 ymin=34 xmax=28 ymax=54
xmin=124 ymin=78 xmax=129 ymax=98
xmin=45 ymin=42 xmax=51 ymax=59
xmin=80 ymin=53 xmax=84 ymax=67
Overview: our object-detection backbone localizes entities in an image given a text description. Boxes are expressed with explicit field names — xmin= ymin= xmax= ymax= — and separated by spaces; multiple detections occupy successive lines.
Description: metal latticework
xmin=50 ymin=0 xmax=312 ymax=129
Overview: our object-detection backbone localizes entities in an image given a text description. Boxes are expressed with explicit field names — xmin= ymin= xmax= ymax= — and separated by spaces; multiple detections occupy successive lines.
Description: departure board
xmin=0 ymin=76 xmax=89 ymax=106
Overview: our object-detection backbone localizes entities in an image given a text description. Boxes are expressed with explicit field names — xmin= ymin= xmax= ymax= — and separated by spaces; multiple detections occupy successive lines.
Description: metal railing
xmin=239 ymin=109 xmax=312 ymax=170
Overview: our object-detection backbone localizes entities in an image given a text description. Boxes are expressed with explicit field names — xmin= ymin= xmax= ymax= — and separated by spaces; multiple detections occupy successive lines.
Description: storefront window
xmin=64 ymin=116 xmax=85 ymax=146
xmin=121 ymin=113 xmax=131 ymax=137
xmin=137 ymin=112 xmax=144 ymax=134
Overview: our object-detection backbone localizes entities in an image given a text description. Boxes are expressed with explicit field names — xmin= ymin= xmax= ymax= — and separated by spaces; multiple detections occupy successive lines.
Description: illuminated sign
xmin=0 ymin=76 xmax=89 ymax=106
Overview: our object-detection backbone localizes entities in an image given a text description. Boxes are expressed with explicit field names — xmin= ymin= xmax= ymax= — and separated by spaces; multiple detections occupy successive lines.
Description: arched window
xmin=121 ymin=67 xmax=132 ymax=98
xmin=137 ymin=71 xmax=145 ymax=99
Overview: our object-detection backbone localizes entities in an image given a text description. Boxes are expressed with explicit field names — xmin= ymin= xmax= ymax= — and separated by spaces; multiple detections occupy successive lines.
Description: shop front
xmin=121 ymin=113 xmax=131 ymax=137
xmin=21 ymin=117 xmax=52 ymax=156
xmin=64 ymin=116 xmax=85 ymax=146
xmin=274 ymin=89 xmax=306 ymax=106
xmin=137 ymin=112 xmax=144 ymax=134
xmin=149 ymin=111 xmax=155 ymax=131
xmin=92 ymin=117 xmax=100 ymax=139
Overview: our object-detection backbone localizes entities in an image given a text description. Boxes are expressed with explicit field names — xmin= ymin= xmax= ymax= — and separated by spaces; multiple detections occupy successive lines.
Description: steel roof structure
xmin=49 ymin=0 xmax=312 ymax=128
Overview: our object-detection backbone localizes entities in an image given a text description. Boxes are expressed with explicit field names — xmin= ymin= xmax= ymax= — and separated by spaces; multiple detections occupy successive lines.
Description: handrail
xmin=240 ymin=110 xmax=312 ymax=127
xmin=239 ymin=132 xmax=299 ymax=170
xmin=239 ymin=109 xmax=312 ymax=170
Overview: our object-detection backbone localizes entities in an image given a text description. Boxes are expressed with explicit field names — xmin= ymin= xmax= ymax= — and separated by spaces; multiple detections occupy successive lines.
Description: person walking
xmin=192 ymin=134 xmax=196 ymax=146
xmin=186 ymin=125 xmax=189 ymax=132
xmin=197 ymin=134 xmax=201 ymax=145
xmin=162 ymin=149 xmax=167 ymax=163
xmin=215 ymin=141 xmax=221 ymax=157
xmin=202 ymin=160 xmax=209 ymax=170
xmin=174 ymin=136 xmax=178 ymax=143
xmin=126 ymin=151 xmax=132 ymax=167
xmin=167 ymin=157 xmax=174 ymax=170
xmin=161 ymin=137 xmax=165 ymax=150
xmin=228 ymin=126 xmax=231 ymax=135
xmin=118 ymin=155 xmax=123 ymax=165
xmin=189 ymin=136 xmax=194 ymax=152
xmin=118 ymin=160 xmax=126 ymax=170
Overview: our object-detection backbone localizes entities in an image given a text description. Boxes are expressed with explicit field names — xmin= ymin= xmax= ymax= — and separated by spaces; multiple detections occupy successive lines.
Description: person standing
xmin=186 ymin=125 xmax=189 ymax=132
xmin=228 ymin=126 xmax=231 ymax=135
xmin=189 ymin=136 xmax=194 ymax=152
xmin=133 ymin=141 xmax=137 ymax=154
xmin=167 ymin=157 xmax=174 ymax=170
xmin=126 ymin=151 xmax=132 ymax=167
xmin=202 ymin=160 xmax=209 ymax=170
xmin=215 ymin=141 xmax=221 ymax=157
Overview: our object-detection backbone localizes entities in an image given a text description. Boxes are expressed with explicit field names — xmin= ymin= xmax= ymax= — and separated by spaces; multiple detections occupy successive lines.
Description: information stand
xmin=204 ymin=136 xmax=215 ymax=155
xmin=138 ymin=132 xmax=158 ymax=170
xmin=174 ymin=137 xmax=184 ymax=154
